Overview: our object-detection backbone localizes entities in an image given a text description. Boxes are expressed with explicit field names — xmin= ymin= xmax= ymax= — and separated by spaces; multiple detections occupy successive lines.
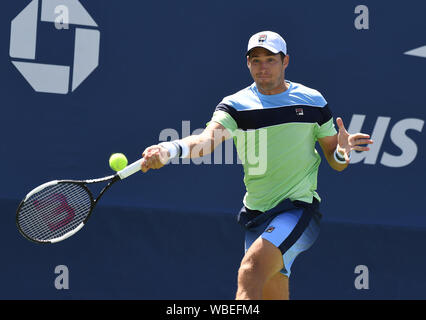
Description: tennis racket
xmin=16 ymin=158 xmax=144 ymax=244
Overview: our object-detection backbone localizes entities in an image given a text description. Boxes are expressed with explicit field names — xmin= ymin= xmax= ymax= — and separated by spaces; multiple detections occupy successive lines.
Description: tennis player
xmin=139 ymin=31 xmax=373 ymax=300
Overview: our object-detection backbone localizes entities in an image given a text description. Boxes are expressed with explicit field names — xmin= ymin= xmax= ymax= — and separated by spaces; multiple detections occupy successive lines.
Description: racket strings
xmin=18 ymin=184 xmax=90 ymax=240
xmin=21 ymin=184 xmax=90 ymax=235
xmin=23 ymin=190 xmax=88 ymax=228
xmin=18 ymin=190 xmax=87 ymax=240
xmin=17 ymin=183 xmax=92 ymax=242
xmin=20 ymin=193 xmax=89 ymax=238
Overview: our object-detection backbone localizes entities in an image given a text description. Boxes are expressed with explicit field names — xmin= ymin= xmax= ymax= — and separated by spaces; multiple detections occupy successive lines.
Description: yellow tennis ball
xmin=109 ymin=153 xmax=128 ymax=171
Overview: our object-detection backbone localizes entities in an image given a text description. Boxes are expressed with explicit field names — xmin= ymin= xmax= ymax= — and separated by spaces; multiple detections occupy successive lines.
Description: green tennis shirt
xmin=209 ymin=80 xmax=337 ymax=212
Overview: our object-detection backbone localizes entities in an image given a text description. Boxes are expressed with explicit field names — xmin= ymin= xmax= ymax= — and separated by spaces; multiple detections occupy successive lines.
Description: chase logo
xmin=9 ymin=0 xmax=100 ymax=94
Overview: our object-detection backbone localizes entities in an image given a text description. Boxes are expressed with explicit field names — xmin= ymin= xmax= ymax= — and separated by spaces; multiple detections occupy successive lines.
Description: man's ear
xmin=246 ymin=55 xmax=251 ymax=69
xmin=283 ymin=54 xmax=290 ymax=69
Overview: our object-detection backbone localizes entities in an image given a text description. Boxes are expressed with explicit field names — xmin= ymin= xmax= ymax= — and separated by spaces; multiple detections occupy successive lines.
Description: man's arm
xmin=318 ymin=134 xmax=347 ymax=172
xmin=180 ymin=121 xmax=232 ymax=158
xmin=318 ymin=117 xmax=373 ymax=172
xmin=140 ymin=122 xmax=232 ymax=173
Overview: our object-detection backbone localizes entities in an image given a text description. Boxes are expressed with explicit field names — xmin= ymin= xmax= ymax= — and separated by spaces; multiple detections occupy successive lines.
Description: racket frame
xmin=16 ymin=157 xmax=144 ymax=244
xmin=16 ymin=175 xmax=120 ymax=244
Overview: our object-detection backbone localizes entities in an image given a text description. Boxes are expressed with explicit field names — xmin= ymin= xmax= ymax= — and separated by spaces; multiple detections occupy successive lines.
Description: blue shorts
xmin=241 ymin=199 xmax=321 ymax=278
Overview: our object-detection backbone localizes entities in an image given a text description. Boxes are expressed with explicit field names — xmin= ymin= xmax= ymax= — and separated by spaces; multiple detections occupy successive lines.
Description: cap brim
xmin=246 ymin=44 xmax=280 ymax=56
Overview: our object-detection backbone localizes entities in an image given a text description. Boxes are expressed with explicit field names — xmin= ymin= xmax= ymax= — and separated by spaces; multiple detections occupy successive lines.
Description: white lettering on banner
xmin=381 ymin=119 xmax=424 ymax=167
xmin=347 ymin=114 xmax=424 ymax=167
xmin=348 ymin=115 xmax=390 ymax=165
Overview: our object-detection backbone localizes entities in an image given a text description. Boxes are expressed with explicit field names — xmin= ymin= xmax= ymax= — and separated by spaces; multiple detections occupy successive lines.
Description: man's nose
xmin=259 ymin=61 xmax=268 ymax=70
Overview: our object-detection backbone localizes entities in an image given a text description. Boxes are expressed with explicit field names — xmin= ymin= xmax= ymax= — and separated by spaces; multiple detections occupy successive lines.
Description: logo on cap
xmin=258 ymin=34 xmax=267 ymax=43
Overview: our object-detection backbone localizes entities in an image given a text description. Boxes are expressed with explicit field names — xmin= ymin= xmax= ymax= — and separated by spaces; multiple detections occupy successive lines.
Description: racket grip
xmin=117 ymin=158 xmax=144 ymax=180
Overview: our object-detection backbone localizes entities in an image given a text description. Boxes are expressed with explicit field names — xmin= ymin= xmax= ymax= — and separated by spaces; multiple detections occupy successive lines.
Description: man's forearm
xmin=180 ymin=134 xmax=215 ymax=159
xmin=158 ymin=123 xmax=229 ymax=161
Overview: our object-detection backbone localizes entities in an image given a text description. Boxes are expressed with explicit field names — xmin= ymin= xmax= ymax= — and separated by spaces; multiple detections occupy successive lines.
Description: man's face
xmin=247 ymin=47 xmax=289 ymax=93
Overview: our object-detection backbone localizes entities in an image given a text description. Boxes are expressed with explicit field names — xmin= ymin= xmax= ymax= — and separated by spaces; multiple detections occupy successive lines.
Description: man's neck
xmin=257 ymin=80 xmax=289 ymax=95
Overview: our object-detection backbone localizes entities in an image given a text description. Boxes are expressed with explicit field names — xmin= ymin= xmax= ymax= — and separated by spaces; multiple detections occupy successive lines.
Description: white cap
xmin=246 ymin=31 xmax=287 ymax=56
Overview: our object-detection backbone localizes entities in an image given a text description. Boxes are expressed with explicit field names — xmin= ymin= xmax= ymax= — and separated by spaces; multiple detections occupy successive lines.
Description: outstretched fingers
xmin=351 ymin=134 xmax=374 ymax=152
xmin=336 ymin=117 xmax=346 ymax=132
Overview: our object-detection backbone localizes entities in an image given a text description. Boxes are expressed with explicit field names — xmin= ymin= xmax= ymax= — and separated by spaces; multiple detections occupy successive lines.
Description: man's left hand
xmin=336 ymin=117 xmax=374 ymax=163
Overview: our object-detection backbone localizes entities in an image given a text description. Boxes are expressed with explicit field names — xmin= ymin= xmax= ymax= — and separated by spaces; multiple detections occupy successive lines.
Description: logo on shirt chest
xmin=295 ymin=108 xmax=304 ymax=116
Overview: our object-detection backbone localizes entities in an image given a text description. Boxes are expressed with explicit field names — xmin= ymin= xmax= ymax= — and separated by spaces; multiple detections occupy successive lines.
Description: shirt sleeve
xmin=315 ymin=105 xmax=338 ymax=139
xmin=206 ymin=103 xmax=238 ymax=135
xmin=316 ymin=117 xmax=338 ymax=139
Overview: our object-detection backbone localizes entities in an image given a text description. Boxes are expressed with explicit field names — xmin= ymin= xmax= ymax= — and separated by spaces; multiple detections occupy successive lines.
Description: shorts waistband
xmin=238 ymin=198 xmax=321 ymax=230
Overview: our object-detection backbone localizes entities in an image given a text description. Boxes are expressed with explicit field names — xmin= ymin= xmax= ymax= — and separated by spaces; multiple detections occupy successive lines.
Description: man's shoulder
xmin=219 ymin=84 xmax=259 ymax=111
xmin=218 ymin=81 xmax=328 ymax=110
xmin=290 ymin=81 xmax=328 ymax=107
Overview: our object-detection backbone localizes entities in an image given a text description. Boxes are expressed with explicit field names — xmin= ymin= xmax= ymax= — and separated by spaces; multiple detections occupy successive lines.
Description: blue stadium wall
xmin=0 ymin=0 xmax=425 ymax=299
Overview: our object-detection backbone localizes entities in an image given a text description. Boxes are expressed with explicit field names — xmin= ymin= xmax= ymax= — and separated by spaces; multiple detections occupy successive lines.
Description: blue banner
xmin=0 ymin=0 xmax=425 ymax=299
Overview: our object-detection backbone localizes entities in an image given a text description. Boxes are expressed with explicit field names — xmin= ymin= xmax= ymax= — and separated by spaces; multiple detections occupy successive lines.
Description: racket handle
xmin=117 ymin=158 xmax=144 ymax=180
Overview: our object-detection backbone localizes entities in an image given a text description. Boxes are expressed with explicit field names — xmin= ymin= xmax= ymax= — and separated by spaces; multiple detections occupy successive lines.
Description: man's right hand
xmin=140 ymin=145 xmax=170 ymax=173
xmin=140 ymin=122 xmax=232 ymax=173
